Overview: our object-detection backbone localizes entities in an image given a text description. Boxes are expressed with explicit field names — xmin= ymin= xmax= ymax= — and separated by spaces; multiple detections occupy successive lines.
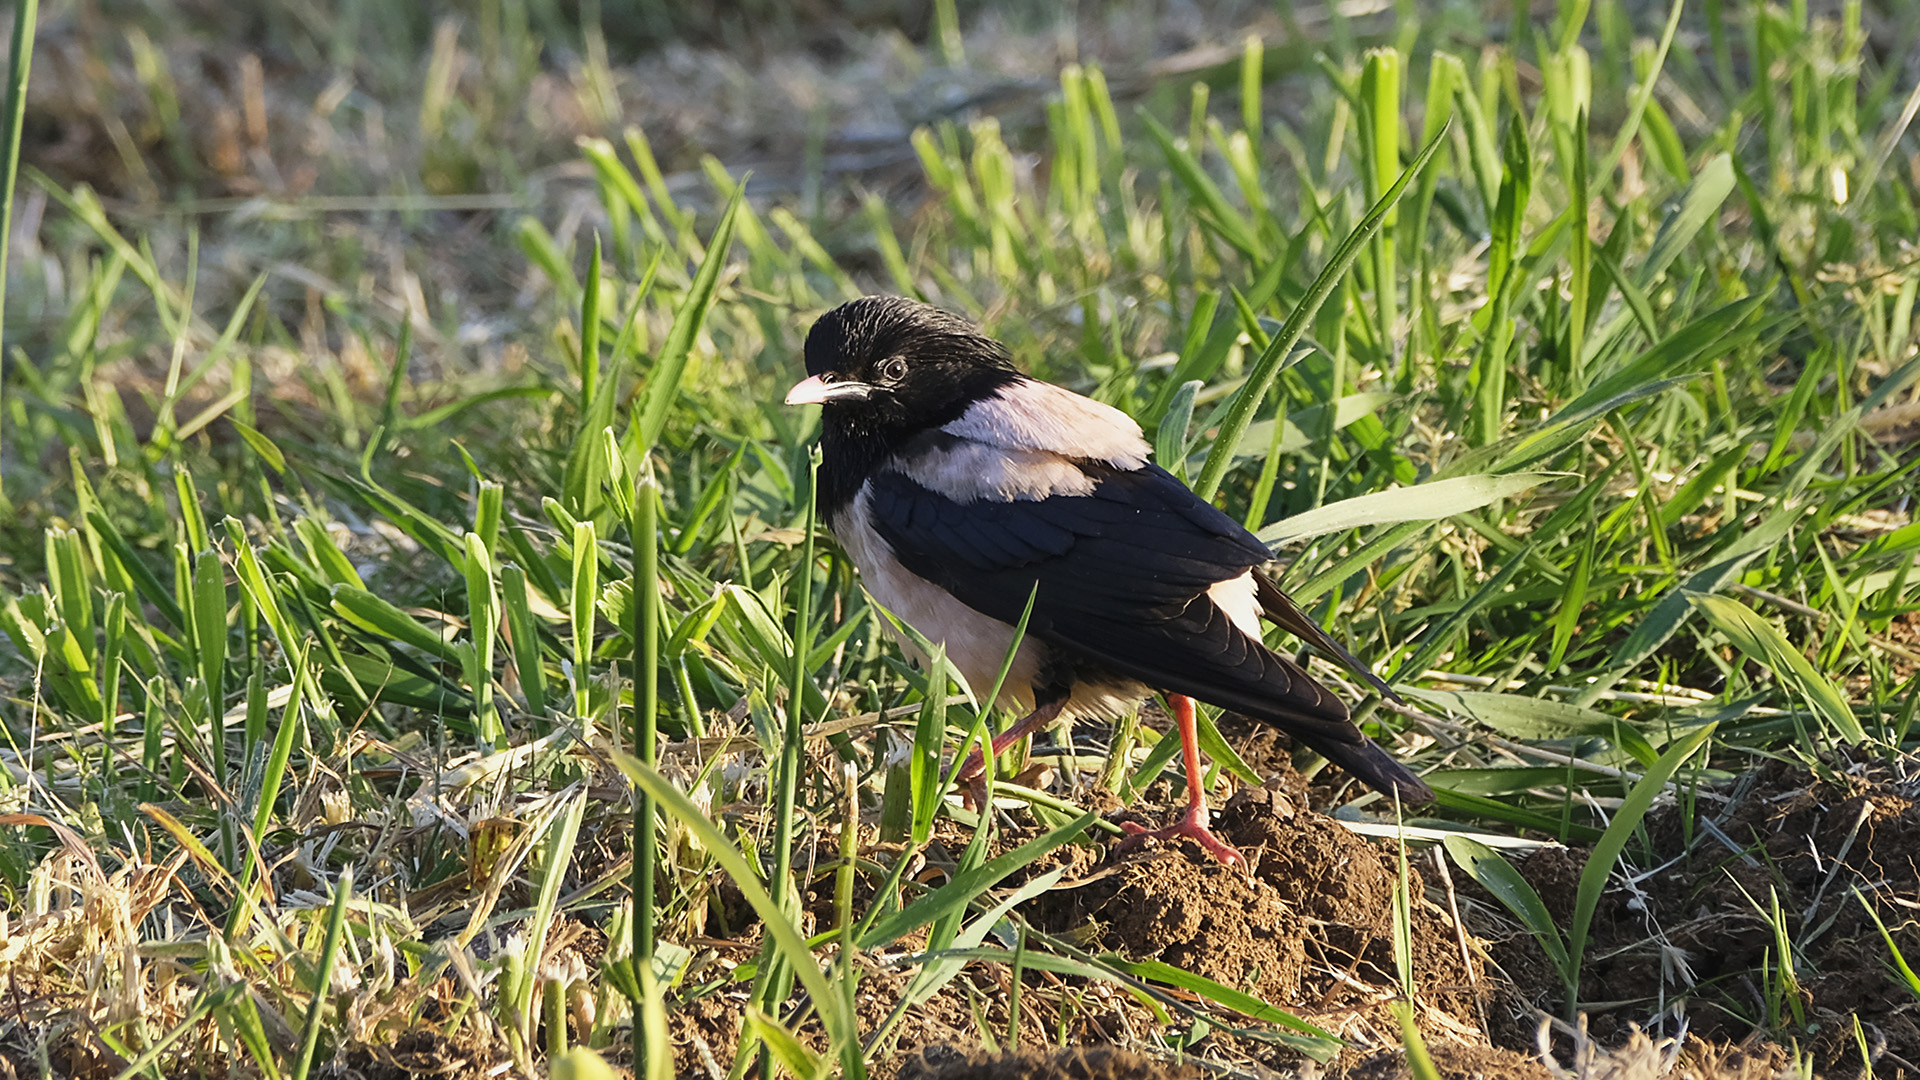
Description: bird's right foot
xmin=1112 ymin=802 xmax=1246 ymax=867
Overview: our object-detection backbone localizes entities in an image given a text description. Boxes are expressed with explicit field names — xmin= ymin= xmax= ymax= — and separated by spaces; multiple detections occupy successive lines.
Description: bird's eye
xmin=819 ymin=371 xmax=838 ymax=384
xmin=880 ymin=358 xmax=909 ymax=382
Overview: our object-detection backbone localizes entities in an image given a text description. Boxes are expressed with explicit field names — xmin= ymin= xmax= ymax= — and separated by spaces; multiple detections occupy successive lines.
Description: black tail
xmin=1294 ymin=728 xmax=1434 ymax=804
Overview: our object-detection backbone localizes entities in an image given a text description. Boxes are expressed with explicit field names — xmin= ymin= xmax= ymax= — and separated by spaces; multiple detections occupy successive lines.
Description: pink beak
xmin=785 ymin=374 xmax=872 ymax=406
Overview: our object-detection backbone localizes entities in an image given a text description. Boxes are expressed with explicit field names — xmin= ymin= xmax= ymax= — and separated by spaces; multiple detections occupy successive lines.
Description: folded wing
xmin=864 ymin=461 xmax=1350 ymax=734
xmin=863 ymin=453 xmax=1431 ymax=801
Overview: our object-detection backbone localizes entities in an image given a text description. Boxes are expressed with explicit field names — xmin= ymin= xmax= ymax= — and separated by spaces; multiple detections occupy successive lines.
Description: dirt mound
xmin=670 ymin=756 xmax=1920 ymax=1078
xmin=1032 ymin=784 xmax=1481 ymax=1025
xmin=669 ymin=779 xmax=1505 ymax=1077
xmin=1031 ymin=822 xmax=1310 ymax=1005
xmin=1485 ymin=754 xmax=1920 ymax=1074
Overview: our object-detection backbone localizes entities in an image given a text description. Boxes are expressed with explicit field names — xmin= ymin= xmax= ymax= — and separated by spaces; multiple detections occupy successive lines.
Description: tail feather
xmin=1294 ymin=729 xmax=1434 ymax=804
xmin=1253 ymin=570 xmax=1403 ymax=704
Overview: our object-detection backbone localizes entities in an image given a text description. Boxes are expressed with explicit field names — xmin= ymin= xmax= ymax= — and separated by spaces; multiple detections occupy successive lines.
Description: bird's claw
xmin=1112 ymin=804 xmax=1246 ymax=867
xmin=953 ymin=747 xmax=992 ymax=810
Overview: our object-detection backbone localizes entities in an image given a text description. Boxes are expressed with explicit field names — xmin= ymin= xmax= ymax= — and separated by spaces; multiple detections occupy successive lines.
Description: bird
xmin=785 ymin=296 xmax=1431 ymax=865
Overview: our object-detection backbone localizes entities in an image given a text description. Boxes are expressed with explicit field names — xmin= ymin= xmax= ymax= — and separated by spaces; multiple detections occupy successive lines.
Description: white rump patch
xmin=1207 ymin=572 xmax=1263 ymax=638
xmin=942 ymin=378 xmax=1150 ymax=470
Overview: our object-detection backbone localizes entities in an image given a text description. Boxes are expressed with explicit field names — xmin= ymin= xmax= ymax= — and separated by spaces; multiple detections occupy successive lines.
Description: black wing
xmin=864 ymin=462 xmax=1354 ymax=736
xmin=865 ymin=461 xmax=1433 ymax=802
xmin=1253 ymin=569 xmax=1406 ymax=704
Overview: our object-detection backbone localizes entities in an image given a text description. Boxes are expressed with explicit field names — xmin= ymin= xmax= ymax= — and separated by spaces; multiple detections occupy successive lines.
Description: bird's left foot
xmin=1113 ymin=803 xmax=1245 ymax=867
xmin=959 ymin=760 xmax=1055 ymax=811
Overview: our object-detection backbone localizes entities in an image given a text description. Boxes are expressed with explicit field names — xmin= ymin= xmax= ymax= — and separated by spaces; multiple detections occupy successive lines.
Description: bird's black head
xmin=789 ymin=296 xmax=1019 ymax=427
xmin=788 ymin=297 xmax=1021 ymax=513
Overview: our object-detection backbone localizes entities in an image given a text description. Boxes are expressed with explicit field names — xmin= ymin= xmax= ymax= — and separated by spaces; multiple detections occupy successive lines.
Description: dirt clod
xmin=1039 ymin=837 xmax=1310 ymax=1004
xmin=1011 ymin=780 xmax=1487 ymax=1076
xmin=895 ymin=1044 xmax=1198 ymax=1080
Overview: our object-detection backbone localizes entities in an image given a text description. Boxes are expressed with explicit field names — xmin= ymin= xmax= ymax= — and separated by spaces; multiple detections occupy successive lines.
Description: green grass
xmin=2 ymin=0 xmax=1919 ymax=1076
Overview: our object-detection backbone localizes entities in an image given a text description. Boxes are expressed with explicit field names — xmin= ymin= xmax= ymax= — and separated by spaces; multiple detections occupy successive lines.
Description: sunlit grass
xmin=1 ymin=0 xmax=1918 ymax=1076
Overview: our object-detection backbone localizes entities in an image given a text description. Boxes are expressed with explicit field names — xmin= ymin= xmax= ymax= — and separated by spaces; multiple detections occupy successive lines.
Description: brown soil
xmin=1329 ymin=1040 xmax=1553 ymax=1080
xmin=651 ymin=717 xmax=1920 ymax=1080
xmin=20 ymin=750 xmax=1900 ymax=1080
xmin=341 ymin=1028 xmax=510 ymax=1080
xmin=1478 ymin=753 xmax=1920 ymax=1076
xmin=14 ymin=705 xmax=1907 ymax=1080
xmin=1881 ymin=611 xmax=1920 ymax=677
xmin=661 ymin=778 xmax=1501 ymax=1079
xmin=895 ymin=1044 xmax=1199 ymax=1080
xmin=1028 ymin=784 xmax=1481 ymax=1027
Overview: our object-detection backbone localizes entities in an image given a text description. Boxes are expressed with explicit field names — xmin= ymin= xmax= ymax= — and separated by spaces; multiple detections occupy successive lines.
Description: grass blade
xmin=1193 ymin=121 xmax=1447 ymax=502
xmin=1260 ymin=472 xmax=1565 ymax=546
xmin=570 ymin=520 xmax=598 ymax=721
xmin=631 ymin=187 xmax=743 ymax=455
xmin=330 ymin=585 xmax=462 ymax=664
xmin=1107 ymin=958 xmax=1341 ymax=1044
xmin=632 ymin=456 xmax=662 ymax=976
xmin=1393 ymin=999 xmax=1442 ymax=1080
xmin=612 ymin=753 xmax=863 ymax=1074
xmin=1140 ymin=114 xmax=1263 ymax=260
xmin=463 ymin=531 xmax=502 ymax=747
xmin=1443 ymin=836 xmax=1570 ymax=979
xmin=1635 ymin=154 xmax=1735 ymax=288
xmin=1855 ymin=888 xmax=1920 ymax=1002
xmin=1565 ymin=723 xmax=1717 ymax=1017
xmin=516 ymin=791 xmax=587 ymax=1042
xmin=290 ymin=867 xmax=353 ymax=1080
xmin=1688 ymin=594 xmax=1866 ymax=744
xmin=858 ymin=811 xmax=1097 ymax=949
xmin=0 ymin=0 xmax=38 ymax=505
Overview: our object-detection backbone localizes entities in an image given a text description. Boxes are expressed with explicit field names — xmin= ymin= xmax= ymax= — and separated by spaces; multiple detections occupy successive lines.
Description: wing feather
xmin=865 ymin=460 xmax=1358 ymax=735
xmin=864 ymin=451 xmax=1433 ymax=802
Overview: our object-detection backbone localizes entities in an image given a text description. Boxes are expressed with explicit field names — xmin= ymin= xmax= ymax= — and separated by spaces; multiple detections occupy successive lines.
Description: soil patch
xmin=340 ymin=1028 xmax=509 ymax=1080
xmin=1479 ymin=753 xmax=1920 ymax=1075
xmin=317 ymin=750 xmax=1919 ymax=1079
xmin=1027 ymin=783 xmax=1481 ymax=1023
xmin=1018 ymin=783 xmax=1487 ymax=1073
xmin=1328 ymin=1040 xmax=1553 ymax=1080
xmin=895 ymin=1044 xmax=1199 ymax=1080
xmin=662 ymin=779 xmax=1501 ymax=1078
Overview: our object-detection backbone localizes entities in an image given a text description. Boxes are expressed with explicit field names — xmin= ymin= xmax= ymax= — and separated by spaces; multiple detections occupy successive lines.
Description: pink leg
xmin=953 ymin=696 xmax=1065 ymax=803
xmin=1114 ymin=694 xmax=1245 ymax=867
